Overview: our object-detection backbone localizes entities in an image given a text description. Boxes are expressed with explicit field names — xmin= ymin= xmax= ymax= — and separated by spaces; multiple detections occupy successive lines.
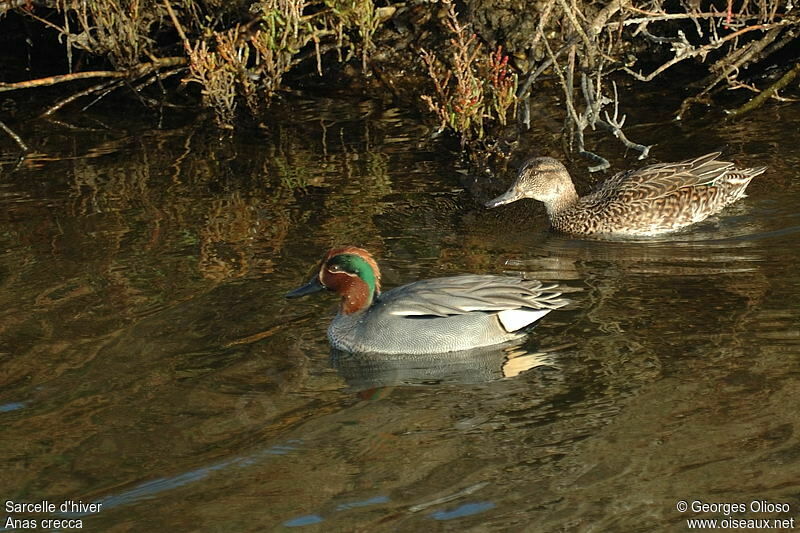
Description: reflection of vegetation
xmin=316 ymin=150 xmax=391 ymax=245
xmin=200 ymin=192 xmax=290 ymax=281
xmin=0 ymin=101 xmax=408 ymax=299
xmin=60 ymin=130 xmax=294 ymax=284
xmin=272 ymin=152 xmax=318 ymax=191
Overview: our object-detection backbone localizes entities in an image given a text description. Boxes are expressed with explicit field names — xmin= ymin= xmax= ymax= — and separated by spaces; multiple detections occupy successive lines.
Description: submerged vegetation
xmin=0 ymin=0 xmax=798 ymax=164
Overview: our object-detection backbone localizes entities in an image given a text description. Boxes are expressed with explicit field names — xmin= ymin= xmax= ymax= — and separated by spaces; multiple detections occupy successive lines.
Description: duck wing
xmin=380 ymin=275 xmax=569 ymax=317
xmin=597 ymin=152 xmax=734 ymax=201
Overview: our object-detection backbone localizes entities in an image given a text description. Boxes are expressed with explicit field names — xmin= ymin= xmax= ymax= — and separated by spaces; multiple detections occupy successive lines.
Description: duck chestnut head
xmin=285 ymin=246 xmax=381 ymax=314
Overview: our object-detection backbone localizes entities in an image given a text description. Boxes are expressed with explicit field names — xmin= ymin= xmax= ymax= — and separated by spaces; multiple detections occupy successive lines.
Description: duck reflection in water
xmin=330 ymin=341 xmax=566 ymax=390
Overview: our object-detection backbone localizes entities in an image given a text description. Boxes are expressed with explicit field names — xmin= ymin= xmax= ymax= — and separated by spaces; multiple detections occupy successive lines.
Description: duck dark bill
xmin=285 ymin=276 xmax=325 ymax=298
xmin=485 ymin=188 xmax=524 ymax=208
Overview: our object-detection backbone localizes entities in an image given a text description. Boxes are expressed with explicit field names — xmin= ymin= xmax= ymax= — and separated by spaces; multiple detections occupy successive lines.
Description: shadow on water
xmin=1 ymin=96 xmax=799 ymax=531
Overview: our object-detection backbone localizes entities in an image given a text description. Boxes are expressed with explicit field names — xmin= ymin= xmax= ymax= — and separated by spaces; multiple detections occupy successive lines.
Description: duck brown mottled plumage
xmin=486 ymin=152 xmax=767 ymax=236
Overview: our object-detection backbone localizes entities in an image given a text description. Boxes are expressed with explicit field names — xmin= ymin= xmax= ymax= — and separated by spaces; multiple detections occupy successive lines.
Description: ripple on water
xmin=1 ymin=99 xmax=799 ymax=532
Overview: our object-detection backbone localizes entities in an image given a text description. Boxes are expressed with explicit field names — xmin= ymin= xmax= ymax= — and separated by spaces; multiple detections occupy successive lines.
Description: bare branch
xmin=40 ymin=80 xmax=121 ymax=117
xmin=0 ymin=57 xmax=187 ymax=93
xmin=0 ymin=120 xmax=30 ymax=153
xmin=727 ymin=60 xmax=800 ymax=118
xmin=622 ymin=22 xmax=787 ymax=82
xmin=162 ymin=0 xmax=192 ymax=55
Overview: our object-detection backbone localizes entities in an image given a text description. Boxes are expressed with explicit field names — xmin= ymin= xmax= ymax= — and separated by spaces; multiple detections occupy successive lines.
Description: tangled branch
xmin=511 ymin=0 xmax=796 ymax=167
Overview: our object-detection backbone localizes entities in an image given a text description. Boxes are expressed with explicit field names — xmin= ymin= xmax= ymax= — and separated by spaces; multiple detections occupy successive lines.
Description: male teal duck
xmin=485 ymin=152 xmax=767 ymax=236
xmin=285 ymin=246 xmax=569 ymax=355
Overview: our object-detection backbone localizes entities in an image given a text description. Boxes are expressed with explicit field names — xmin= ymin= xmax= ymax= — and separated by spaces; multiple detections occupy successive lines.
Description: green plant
xmin=419 ymin=0 xmax=518 ymax=143
xmin=184 ymin=0 xmax=379 ymax=125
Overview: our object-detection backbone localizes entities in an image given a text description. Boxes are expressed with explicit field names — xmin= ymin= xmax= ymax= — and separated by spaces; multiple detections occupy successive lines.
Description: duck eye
xmin=328 ymin=264 xmax=343 ymax=273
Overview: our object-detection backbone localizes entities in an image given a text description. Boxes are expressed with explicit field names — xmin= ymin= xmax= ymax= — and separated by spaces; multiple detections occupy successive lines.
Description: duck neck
xmin=338 ymin=277 xmax=376 ymax=315
xmin=544 ymin=184 xmax=580 ymax=218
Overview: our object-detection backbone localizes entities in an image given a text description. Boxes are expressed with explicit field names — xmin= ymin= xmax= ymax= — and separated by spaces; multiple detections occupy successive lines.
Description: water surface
xmin=1 ymin=97 xmax=798 ymax=532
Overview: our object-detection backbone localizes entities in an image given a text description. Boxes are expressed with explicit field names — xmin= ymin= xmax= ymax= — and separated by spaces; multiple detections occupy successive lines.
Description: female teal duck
xmin=285 ymin=246 xmax=569 ymax=355
xmin=486 ymin=152 xmax=766 ymax=236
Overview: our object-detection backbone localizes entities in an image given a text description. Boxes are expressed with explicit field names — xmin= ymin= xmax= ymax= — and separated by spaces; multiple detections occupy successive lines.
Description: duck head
xmin=285 ymin=246 xmax=381 ymax=314
xmin=485 ymin=157 xmax=579 ymax=212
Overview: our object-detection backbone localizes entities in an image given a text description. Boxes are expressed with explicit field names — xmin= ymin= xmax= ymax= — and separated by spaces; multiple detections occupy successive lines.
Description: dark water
xmin=1 ymin=96 xmax=798 ymax=532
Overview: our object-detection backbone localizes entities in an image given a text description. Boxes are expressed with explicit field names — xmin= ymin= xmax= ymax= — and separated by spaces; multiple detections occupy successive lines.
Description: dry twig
xmin=0 ymin=120 xmax=30 ymax=153
xmin=728 ymin=60 xmax=800 ymax=118
xmin=623 ymin=22 xmax=788 ymax=82
xmin=0 ymin=57 xmax=187 ymax=93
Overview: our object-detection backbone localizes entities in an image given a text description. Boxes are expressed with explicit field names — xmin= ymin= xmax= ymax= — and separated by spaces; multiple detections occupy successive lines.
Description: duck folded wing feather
xmin=600 ymin=152 xmax=744 ymax=200
xmin=384 ymin=276 xmax=569 ymax=317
